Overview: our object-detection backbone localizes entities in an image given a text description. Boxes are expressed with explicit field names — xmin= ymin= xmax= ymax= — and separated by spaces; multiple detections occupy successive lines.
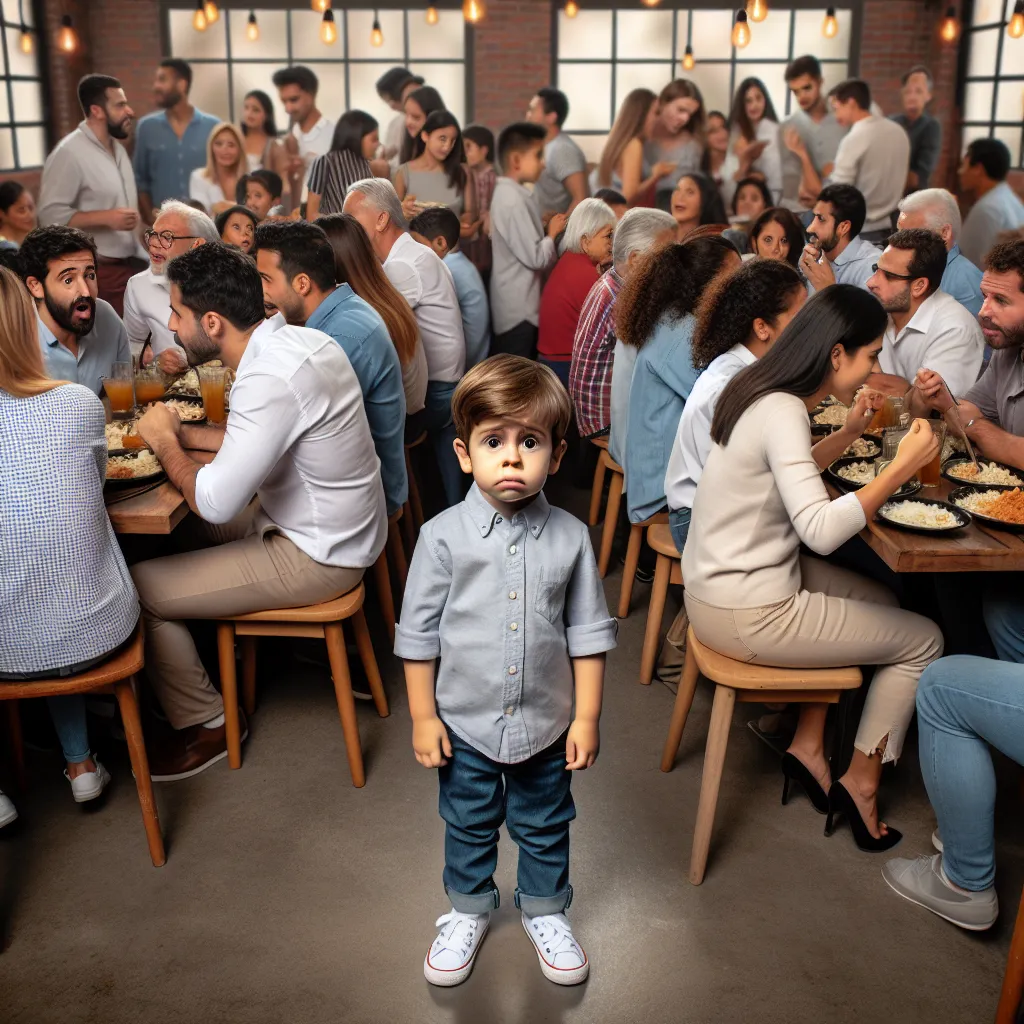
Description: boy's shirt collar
xmin=464 ymin=481 xmax=552 ymax=539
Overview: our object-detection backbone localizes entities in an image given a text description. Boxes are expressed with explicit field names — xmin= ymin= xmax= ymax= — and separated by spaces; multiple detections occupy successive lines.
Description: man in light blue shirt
xmin=800 ymin=182 xmax=879 ymax=292
xmin=897 ymin=187 xmax=984 ymax=318
xmin=134 ymin=59 xmax=219 ymax=225
xmin=958 ymin=139 xmax=1024 ymax=270
xmin=19 ymin=226 xmax=129 ymax=395
xmin=253 ymin=221 xmax=407 ymax=515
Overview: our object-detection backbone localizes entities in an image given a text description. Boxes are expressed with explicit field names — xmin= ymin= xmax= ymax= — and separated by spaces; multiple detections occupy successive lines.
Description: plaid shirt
xmin=569 ymin=267 xmax=622 ymax=438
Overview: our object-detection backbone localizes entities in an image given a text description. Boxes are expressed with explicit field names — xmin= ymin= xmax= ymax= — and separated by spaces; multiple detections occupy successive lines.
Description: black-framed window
xmin=553 ymin=3 xmax=858 ymax=163
xmin=961 ymin=0 xmax=1024 ymax=169
xmin=0 ymin=0 xmax=46 ymax=171
xmin=162 ymin=3 xmax=470 ymax=133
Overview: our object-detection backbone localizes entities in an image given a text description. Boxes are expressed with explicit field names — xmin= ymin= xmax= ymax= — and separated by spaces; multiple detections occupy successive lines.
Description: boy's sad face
xmin=454 ymin=414 xmax=566 ymax=514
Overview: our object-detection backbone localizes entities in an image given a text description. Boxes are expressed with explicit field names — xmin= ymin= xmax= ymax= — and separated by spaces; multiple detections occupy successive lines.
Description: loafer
xmin=65 ymin=760 xmax=111 ymax=803
xmin=149 ymin=711 xmax=248 ymax=782
xmin=882 ymin=853 xmax=998 ymax=931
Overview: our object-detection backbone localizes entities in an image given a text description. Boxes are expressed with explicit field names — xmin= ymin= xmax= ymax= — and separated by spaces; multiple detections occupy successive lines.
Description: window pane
xmin=615 ymin=64 xmax=675 ymax=112
xmin=169 ymin=9 xmax=227 ymax=59
xmin=971 ymin=0 xmax=1006 ymax=24
xmin=7 ymin=26 xmax=38 ymax=77
xmin=231 ymin=64 xmax=288 ymax=128
xmin=616 ymin=10 xmax=673 ymax=61
xmin=308 ymin=62 xmax=348 ymax=122
xmin=962 ymin=124 xmax=991 ymax=155
xmin=228 ymin=9 xmax=287 ymax=60
xmin=819 ymin=62 xmax=849 ymax=97
xmin=0 ymin=85 xmax=8 ymax=124
xmin=0 ymin=28 xmax=6 ymax=76
xmin=992 ymin=124 xmax=1023 ymax=168
xmin=995 ymin=80 xmax=1023 ymax=124
xmin=741 ymin=8 xmax=792 ymax=60
xmin=732 ymin=64 xmax=789 ymax=125
xmin=190 ymin=63 xmax=231 ymax=124
xmin=567 ymin=132 xmax=605 ymax=166
xmin=10 ymin=79 xmax=41 ymax=124
xmin=1004 ymin=27 xmax=1024 ymax=72
xmin=968 ymin=28 xmax=1000 ymax=78
xmin=793 ymin=8 xmax=852 ymax=61
xmin=689 ymin=10 xmax=735 ymax=60
xmin=348 ymin=63 xmax=400 ymax=128
xmin=15 ymin=125 xmax=43 ymax=166
xmin=963 ymin=82 xmax=993 ymax=124
xmin=290 ymin=10 xmax=338 ymax=60
xmin=558 ymin=63 xmax=612 ymax=131
xmin=558 ymin=10 xmax=611 ymax=60
xmin=687 ymin=63 xmax=733 ymax=118
xmin=348 ymin=9 xmax=405 ymax=60
xmin=2 ymin=0 xmax=32 ymax=25
xmin=415 ymin=63 xmax=466 ymax=125
xmin=0 ymin=127 xmax=12 ymax=170
xmin=409 ymin=9 xmax=464 ymax=60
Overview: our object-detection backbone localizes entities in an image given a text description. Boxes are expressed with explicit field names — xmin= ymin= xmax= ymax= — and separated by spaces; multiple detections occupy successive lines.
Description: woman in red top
xmin=537 ymin=198 xmax=617 ymax=388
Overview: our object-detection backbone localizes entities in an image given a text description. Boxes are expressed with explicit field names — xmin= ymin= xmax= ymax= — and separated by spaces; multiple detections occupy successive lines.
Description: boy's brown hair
xmin=452 ymin=354 xmax=572 ymax=447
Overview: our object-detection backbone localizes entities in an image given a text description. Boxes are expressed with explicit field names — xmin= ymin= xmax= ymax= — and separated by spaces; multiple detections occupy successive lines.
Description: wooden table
xmin=827 ymin=478 xmax=1024 ymax=573
xmin=105 ymin=450 xmax=216 ymax=535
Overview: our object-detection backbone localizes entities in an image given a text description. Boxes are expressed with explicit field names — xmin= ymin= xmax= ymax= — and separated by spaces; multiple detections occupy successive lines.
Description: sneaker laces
xmin=528 ymin=913 xmax=582 ymax=961
xmin=433 ymin=910 xmax=482 ymax=958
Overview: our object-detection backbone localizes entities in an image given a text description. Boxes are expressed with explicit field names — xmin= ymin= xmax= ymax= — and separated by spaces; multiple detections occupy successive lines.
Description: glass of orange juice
xmin=919 ymin=419 xmax=947 ymax=487
xmin=199 ymin=366 xmax=229 ymax=425
xmin=134 ymin=367 xmax=166 ymax=406
xmin=101 ymin=361 xmax=134 ymax=417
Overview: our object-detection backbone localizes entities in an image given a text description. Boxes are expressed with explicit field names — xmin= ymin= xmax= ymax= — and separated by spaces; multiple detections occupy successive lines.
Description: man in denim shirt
xmin=395 ymin=355 xmax=617 ymax=988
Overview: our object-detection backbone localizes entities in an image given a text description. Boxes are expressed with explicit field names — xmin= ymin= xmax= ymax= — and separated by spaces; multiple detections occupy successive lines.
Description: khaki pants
xmin=684 ymin=555 xmax=944 ymax=762
xmin=130 ymin=506 xmax=364 ymax=730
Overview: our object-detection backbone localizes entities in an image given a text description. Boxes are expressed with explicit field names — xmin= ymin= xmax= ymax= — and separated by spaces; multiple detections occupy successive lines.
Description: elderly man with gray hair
xmin=343 ymin=176 xmax=467 ymax=506
xmin=897 ymin=187 xmax=984 ymax=318
xmin=124 ymin=198 xmax=220 ymax=372
xmin=568 ymin=207 xmax=676 ymax=439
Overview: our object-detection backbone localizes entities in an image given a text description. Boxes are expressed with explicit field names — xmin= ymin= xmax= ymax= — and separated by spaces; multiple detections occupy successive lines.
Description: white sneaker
xmin=423 ymin=909 xmax=490 ymax=987
xmin=521 ymin=912 xmax=590 ymax=985
xmin=65 ymin=761 xmax=111 ymax=803
xmin=932 ymin=828 xmax=943 ymax=853
xmin=0 ymin=789 xmax=17 ymax=828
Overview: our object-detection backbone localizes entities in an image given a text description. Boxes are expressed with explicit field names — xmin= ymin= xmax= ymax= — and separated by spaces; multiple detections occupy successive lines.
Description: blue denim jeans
xmin=438 ymin=726 xmax=575 ymax=917
xmin=982 ymin=576 xmax=1024 ymax=664
xmin=423 ymin=379 xmax=468 ymax=507
xmin=916 ymin=655 xmax=1024 ymax=890
xmin=47 ymin=695 xmax=91 ymax=763
xmin=668 ymin=507 xmax=690 ymax=553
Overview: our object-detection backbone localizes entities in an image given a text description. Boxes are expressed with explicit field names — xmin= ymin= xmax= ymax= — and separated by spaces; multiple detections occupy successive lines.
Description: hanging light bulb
xmin=203 ymin=1 xmax=219 ymax=23
xmin=311 ymin=0 xmax=330 ymax=11
xmin=641 ymin=0 xmax=661 ymax=6
xmin=246 ymin=10 xmax=260 ymax=41
xmin=682 ymin=44 xmax=695 ymax=71
xmin=939 ymin=5 xmax=959 ymax=42
xmin=370 ymin=11 xmax=384 ymax=46
xmin=746 ymin=0 xmax=768 ymax=22
xmin=192 ymin=0 xmax=208 ymax=31
xmin=822 ymin=6 xmax=838 ymax=38
xmin=19 ymin=27 xmax=33 ymax=54
xmin=57 ymin=13 xmax=78 ymax=52
xmin=320 ymin=8 xmax=338 ymax=43
xmin=564 ymin=0 xmax=579 ymax=16
xmin=731 ymin=9 xmax=751 ymax=47
xmin=1010 ymin=0 xmax=1024 ymax=38
xmin=463 ymin=0 xmax=485 ymax=24
xmin=426 ymin=6 xmax=439 ymax=24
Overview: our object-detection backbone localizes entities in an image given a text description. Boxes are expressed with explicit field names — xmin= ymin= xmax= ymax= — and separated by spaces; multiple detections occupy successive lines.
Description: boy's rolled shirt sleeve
xmin=564 ymin=531 xmax=618 ymax=658
xmin=394 ymin=528 xmax=452 ymax=660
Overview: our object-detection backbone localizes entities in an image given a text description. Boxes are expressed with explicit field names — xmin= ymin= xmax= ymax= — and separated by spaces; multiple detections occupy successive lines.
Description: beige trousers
xmin=130 ymin=505 xmax=364 ymax=730
xmin=684 ymin=555 xmax=944 ymax=762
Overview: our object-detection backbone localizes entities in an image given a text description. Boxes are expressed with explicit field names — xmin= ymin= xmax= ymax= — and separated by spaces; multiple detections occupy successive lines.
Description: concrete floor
xmin=1 ymin=477 xmax=1021 ymax=1024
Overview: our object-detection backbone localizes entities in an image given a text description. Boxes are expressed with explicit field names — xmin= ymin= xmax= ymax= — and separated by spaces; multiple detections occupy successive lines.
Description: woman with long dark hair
xmin=669 ymin=172 xmax=728 ymax=242
xmin=645 ymin=79 xmax=706 ymax=211
xmin=399 ymin=85 xmax=446 ymax=164
xmin=307 ymin=110 xmax=389 ymax=221
xmin=595 ymin=88 xmax=674 ymax=206
xmin=394 ymin=109 xmax=475 ymax=225
xmin=748 ymin=206 xmax=805 ymax=266
xmin=680 ymin=284 xmax=944 ymax=851
xmin=239 ymin=90 xmax=287 ymax=181
xmin=728 ymin=77 xmax=783 ymax=202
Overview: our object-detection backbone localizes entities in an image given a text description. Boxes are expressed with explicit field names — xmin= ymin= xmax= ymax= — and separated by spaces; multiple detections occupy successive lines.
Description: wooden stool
xmin=587 ymin=436 xmax=610 ymax=526
xmin=660 ymin=626 xmax=862 ymax=884
xmin=403 ymin=430 xmax=428 ymax=551
xmin=618 ymin=511 xmax=670 ymax=618
xmin=0 ymin=624 xmax=165 ymax=867
xmin=372 ymin=508 xmax=408 ymax=645
xmin=640 ymin=523 xmax=682 ymax=684
xmin=595 ymin=450 xmax=624 ymax=578
xmin=218 ymin=583 xmax=388 ymax=788
xmin=997 ymin=885 xmax=1024 ymax=1023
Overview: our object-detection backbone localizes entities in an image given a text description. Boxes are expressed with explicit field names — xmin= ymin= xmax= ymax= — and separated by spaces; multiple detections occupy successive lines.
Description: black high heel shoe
xmin=824 ymin=781 xmax=902 ymax=852
xmin=781 ymin=752 xmax=829 ymax=814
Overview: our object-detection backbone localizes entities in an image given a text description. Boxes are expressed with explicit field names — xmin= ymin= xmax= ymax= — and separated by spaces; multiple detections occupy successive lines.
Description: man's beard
xmin=175 ymin=319 xmax=220 ymax=365
xmin=45 ymin=292 xmax=95 ymax=337
xmin=980 ymin=315 xmax=1024 ymax=350
xmin=156 ymin=88 xmax=183 ymax=110
xmin=275 ymin=290 xmax=305 ymax=326
xmin=107 ymin=116 xmax=131 ymax=140
xmin=878 ymin=285 xmax=912 ymax=314
xmin=808 ymin=229 xmax=840 ymax=253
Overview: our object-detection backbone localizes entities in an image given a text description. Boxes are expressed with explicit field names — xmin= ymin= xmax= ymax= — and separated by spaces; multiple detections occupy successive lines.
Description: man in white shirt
xmin=132 ymin=243 xmax=386 ymax=782
xmin=123 ymin=199 xmax=219 ymax=372
xmin=866 ymin=228 xmax=985 ymax=406
xmin=344 ymin=177 xmax=467 ymax=507
xmin=958 ymin=139 xmax=1024 ymax=269
xmin=272 ymin=66 xmax=335 ymax=203
xmin=799 ymin=183 xmax=880 ymax=292
xmin=827 ymin=78 xmax=910 ymax=244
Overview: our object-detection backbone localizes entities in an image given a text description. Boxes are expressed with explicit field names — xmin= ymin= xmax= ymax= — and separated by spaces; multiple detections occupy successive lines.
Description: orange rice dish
xmin=955 ymin=488 xmax=1024 ymax=525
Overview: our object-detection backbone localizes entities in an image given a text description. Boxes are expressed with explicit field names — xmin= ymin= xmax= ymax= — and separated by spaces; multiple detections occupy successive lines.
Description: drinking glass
xmin=101 ymin=361 xmax=134 ymax=417
xmin=198 ymin=366 xmax=228 ymax=425
xmin=134 ymin=366 xmax=166 ymax=406
xmin=919 ymin=420 xmax=947 ymax=488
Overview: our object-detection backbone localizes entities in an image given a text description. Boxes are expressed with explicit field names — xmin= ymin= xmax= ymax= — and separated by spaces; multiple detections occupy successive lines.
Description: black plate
xmin=827 ymin=456 xmax=921 ymax=498
xmin=942 ymin=456 xmax=1024 ymax=492
xmin=948 ymin=486 xmax=1024 ymax=534
xmin=154 ymin=394 xmax=207 ymax=424
xmin=839 ymin=434 xmax=882 ymax=460
xmin=105 ymin=449 xmax=165 ymax=486
xmin=876 ymin=496 xmax=971 ymax=534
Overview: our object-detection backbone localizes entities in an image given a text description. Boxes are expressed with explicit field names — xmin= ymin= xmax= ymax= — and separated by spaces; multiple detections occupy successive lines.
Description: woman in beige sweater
xmin=682 ymin=284 xmax=944 ymax=852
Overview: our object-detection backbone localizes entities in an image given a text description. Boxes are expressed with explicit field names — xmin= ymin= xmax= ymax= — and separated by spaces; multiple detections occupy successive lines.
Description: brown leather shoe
xmin=148 ymin=710 xmax=248 ymax=783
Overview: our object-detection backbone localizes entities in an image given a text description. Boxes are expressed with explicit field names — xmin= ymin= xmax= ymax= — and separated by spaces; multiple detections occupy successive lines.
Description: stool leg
xmin=217 ymin=623 xmax=242 ymax=770
xmin=324 ymin=622 xmax=366 ymax=788
xmin=388 ymin=517 xmax=409 ymax=592
xmin=588 ymin=453 xmax=608 ymax=527
xmin=4 ymin=700 xmax=28 ymax=792
xmin=689 ymin=684 xmax=736 ymax=885
xmin=661 ymin=639 xmax=699 ymax=772
xmin=114 ymin=678 xmax=166 ymax=867
xmin=373 ymin=551 xmax=397 ymax=646
xmin=351 ymin=608 xmax=389 ymax=719
xmin=618 ymin=523 xmax=643 ymax=618
xmin=402 ymin=499 xmax=416 ymax=553
xmin=406 ymin=452 xmax=425 ymax=530
xmin=640 ymin=553 xmax=670 ymax=684
xmin=241 ymin=637 xmax=257 ymax=717
xmin=597 ymin=469 xmax=623 ymax=578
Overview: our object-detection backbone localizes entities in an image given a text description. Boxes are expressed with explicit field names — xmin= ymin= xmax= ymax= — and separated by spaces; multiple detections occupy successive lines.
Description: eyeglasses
xmin=144 ymin=230 xmax=200 ymax=249
xmin=871 ymin=263 xmax=916 ymax=282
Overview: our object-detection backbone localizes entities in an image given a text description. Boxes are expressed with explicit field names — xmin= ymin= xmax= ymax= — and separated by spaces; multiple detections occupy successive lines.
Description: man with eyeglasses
xmin=866 ymin=228 xmax=984 ymax=410
xmin=123 ymin=200 xmax=220 ymax=373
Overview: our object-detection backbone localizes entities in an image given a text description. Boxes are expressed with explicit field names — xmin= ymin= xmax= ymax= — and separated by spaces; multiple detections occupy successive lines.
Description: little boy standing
xmin=489 ymin=124 xmax=567 ymax=359
xmin=395 ymin=355 xmax=616 ymax=987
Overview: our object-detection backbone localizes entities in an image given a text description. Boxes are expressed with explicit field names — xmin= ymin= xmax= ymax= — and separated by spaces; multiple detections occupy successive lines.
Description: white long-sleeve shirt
xmin=682 ymin=391 xmax=866 ymax=608
xmin=123 ymin=267 xmax=177 ymax=356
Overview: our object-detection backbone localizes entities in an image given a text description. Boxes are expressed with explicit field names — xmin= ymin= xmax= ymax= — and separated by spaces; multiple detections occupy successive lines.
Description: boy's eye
xmin=485 ymin=437 xmax=501 ymax=449
xmin=523 ymin=437 xmax=538 ymax=450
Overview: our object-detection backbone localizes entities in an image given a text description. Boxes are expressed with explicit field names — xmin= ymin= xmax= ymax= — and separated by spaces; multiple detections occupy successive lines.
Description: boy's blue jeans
xmin=438 ymin=725 xmax=575 ymax=917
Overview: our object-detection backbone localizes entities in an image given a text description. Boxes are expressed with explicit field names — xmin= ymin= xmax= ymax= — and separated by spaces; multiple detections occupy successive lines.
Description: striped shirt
xmin=307 ymin=150 xmax=373 ymax=216
xmin=569 ymin=267 xmax=622 ymax=438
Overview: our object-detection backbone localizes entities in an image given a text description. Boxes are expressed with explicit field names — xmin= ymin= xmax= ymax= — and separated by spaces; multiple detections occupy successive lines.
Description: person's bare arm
xmin=811 ymin=388 xmax=883 ymax=469
xmin=563 ymin=171 xmax=589 ymax=215
xmin=305 ymin=192 xmax=321 ymax=223
xmin=69 ymin=209 xmax=137 ymax=231
xmin=566 ymin=654 xmax=605 ymax=770
xmin=179 ymin=422 xmax=225 ymax=452
xmin=404 ymin=660 xmax=451 ymax=768
xmin=854 ymin=418 xmax=938 ymax=517
xmin=965 ymin=419 xmax=1024 ymax=470
xmin=136 ymin=404 xmax=204 ymax=514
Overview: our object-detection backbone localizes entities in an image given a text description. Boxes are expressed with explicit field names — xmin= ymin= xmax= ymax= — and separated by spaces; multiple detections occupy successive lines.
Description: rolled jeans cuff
xmin=515 ymin=884 xmax=573 ymax=917
xmin=445 ymin=884 xmax=500 ymax=914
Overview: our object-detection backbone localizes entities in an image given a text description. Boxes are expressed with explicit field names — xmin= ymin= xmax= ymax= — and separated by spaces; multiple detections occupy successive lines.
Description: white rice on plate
xmin=813 ymin=403 xmax=848 ymax=426
xmin=946 ymin=460 xmax=1024 ymax=486
xmin=843 ymin=437 xmax=879 ymax=458
xmin=107 ymin=450 xmax=161 ymax=480
xmin=153 ymin=398 xmax=205 ymax=421
xmin=880 ymin=500 xmax=960 ymax=529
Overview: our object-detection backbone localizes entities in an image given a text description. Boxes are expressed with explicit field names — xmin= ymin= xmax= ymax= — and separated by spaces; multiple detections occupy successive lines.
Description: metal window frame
xmin=0 ymin=0 xmax=49 ymax=172
xmin=158 ymin=2 xmax=474 ymax=123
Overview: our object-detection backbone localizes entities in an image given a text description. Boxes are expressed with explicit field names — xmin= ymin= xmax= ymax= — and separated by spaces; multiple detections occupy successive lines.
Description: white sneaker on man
xmin=521 ymin=912 xmax=590 ymax=985
xmin=65 ymin=761 xmax=111 ymax=803
xmin=0 ymin=789 xmax=17 ymax=828
xmin=423 ymin=909 xmax=490 ymax=986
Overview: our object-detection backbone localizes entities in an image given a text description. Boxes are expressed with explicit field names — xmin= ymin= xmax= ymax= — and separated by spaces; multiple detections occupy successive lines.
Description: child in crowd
xmin=593 ymin=187 xmax=628 ymax=220
xmin=410 ymin=206 xmax=491 ymax=369
xmin=214 ymin=204 xmax=259 ymax=252
xmin=461 ymin=124 xmax=497 ymax=282
xmin=489 ymin=124 xmax=567 ymax=359
xmin=238 ymin=170 xmax=286 ymax=220
xmin=395 ymin=354 xmax=616 ymax=988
